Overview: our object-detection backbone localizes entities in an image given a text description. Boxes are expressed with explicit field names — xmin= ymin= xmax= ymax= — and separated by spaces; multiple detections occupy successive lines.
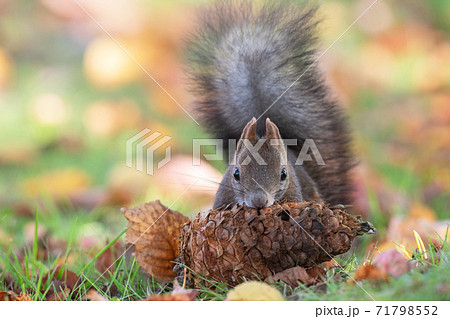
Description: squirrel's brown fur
xmin=186 ymin=0 xmax=355 ymax=206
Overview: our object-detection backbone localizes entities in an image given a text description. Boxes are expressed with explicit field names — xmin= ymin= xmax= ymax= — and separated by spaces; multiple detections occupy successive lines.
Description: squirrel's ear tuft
xmin=266 ymin=118 xmax=282 ymax=140
xmin=239 ymin=117 xmax=258 ymax=142
xmin=236 ymin=117 xmax=258 ymax=152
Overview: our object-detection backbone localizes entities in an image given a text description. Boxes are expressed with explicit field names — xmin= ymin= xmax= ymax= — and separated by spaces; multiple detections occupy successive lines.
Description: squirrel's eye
xmin=233 ymin=168 xmax=240 ymax=181
xmin=281 ymin=168 xmax=287 ymax=181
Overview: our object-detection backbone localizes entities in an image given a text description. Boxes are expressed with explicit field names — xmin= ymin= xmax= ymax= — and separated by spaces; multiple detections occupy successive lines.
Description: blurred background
xmin=0 ymin=0 xmax=449 ymax=257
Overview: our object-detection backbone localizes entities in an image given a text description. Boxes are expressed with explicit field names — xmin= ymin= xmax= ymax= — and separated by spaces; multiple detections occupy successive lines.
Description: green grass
xmin=1 ymin=202 xmax=449 ymax=301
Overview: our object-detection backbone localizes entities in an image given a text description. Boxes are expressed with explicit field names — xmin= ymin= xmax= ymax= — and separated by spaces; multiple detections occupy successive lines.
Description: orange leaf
xmin=409 ymin=202 xmax=436 ymax=221
xmin=353 ymin=264 xmax=389 ymax=282
xmin=0 ymin=291 xmax=16 ymax=301
xmin=15 ymin=293 xmax=33 ymax=301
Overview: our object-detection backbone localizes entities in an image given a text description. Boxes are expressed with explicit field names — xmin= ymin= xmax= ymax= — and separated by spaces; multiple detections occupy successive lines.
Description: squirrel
xmin=185 ymin=0 xmax=354 ymax=209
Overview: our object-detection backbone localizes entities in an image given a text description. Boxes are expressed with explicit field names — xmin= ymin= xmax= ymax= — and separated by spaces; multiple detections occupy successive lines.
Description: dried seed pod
xmin=122 ymin=200 xmax=189 ymax=281
xmin=175 ymin=201 xmax=376 ymax=286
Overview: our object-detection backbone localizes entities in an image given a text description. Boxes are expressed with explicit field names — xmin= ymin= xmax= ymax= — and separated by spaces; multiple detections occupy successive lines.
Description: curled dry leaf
xmin=226 ymin=281 xmax=284 ymax=301
xmin=122 ymin=200 xmax=189 ymax=281
xmin=268 ymin=265 xmax=326 ymax=288
xmin=176 ymin=201 xmax=376 ymax=286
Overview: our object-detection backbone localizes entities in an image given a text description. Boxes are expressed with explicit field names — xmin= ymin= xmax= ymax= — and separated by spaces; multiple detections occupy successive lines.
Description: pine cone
xmin=175 ymin=201 xmax=376 ymax=286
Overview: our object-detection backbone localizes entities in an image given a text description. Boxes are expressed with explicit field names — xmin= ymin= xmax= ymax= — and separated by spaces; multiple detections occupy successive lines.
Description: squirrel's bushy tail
xmin=186 ymin=0 xmax=354 ymax=205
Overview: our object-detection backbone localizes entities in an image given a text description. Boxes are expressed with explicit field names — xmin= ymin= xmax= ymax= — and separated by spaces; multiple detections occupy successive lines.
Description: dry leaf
xmin=46 ymin=283 xmax=70 ymax=301
xmin=226 ymin=281 xmax=284 ymax=301
xmin=143 ymin=294 xmax=193 ymax=301
xmin=353 ymin=264 xmax=389 ymax=282
xmin=122 ymin=200 xmax=189 ymax=281
xmin=0 ymin=46 xmax=12 ymax=90
xmin=383 ymin=215 xmax=449 ymax=253
xmin=82 ymin=289 xmax=107 ymax=301
xmin=0 ymin=291 xmax=16 ymax=301
xmin=0 ymin=291 xmax=33 ymax=301
xmin=43 ymin=265 xmax=81 ymax=298
xmin=268 ymin=265 xmax=325 ymax=288
xmin=143 ymin=281 xmax=198 ymax=301
xmin=95 ymin=241 xmax=124 ymax=279
xmin=409 ymin=202 xmax=436 ymax=221
xmin=21 ymin=168 xmax=91 ymax=199
xmin=69 ymin=188 xmax=109 ymax=211
xmin=15 ymin=293 xmax=33 ymax=301
xmin=373 ymin=248 xmax=410 ymax=278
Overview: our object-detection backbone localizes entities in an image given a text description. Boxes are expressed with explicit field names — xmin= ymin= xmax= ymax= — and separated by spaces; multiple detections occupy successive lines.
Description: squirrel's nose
xmin=250 ymin=196 xmax=269 ymax=209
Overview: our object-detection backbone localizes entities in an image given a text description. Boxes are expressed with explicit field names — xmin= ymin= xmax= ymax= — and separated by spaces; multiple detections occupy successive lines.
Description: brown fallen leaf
xmin=82 ymin=289 xmax=107 ymax=301
xmin=122 ymin=200 xmax=189 ymax=281
xmin=46 ymin=282 xmax=70 ymax=301
xmin=143 ymin=294 xmax=193 ymax=301
xmin=42 ymin=265 xmax=81 ymax=299
xmin=95 ymin=240 xmax=124 ymax=279
xmin=0 ymin=291 xmax=16 ymax=301
xmin=373 ymin=248 xmax=410 ymax=278
xmin=143 ymin=281 xmax=198 ymax=301
xmin=353 ymin=264 xmax=389 ymax=282
xmin=268 ymin=265 xmax=326 ymax=288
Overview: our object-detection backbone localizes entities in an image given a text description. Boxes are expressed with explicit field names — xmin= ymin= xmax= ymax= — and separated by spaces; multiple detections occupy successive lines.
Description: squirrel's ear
xmin=236 ymin=117 xmax=258 ymax=152
xmin=265 ymin=118 xmax=282 ymax=140
xmin=239 ymin=117 xmax=258 ymax=142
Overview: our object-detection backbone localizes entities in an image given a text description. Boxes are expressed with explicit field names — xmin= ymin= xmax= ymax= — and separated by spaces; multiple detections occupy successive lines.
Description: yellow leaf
xmin=21 ymin=168 xmax=91 ymax=198
xmin=409 ymin=202 xmax=436 ymax=221
xmin=226 ymin=282 xmax=284 ymax=301
xmin=0 ymin=47 xmax=12 ymax=90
